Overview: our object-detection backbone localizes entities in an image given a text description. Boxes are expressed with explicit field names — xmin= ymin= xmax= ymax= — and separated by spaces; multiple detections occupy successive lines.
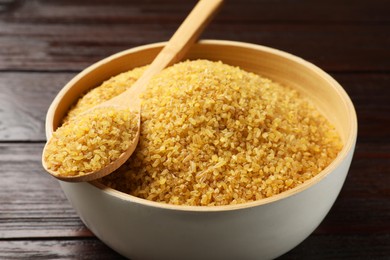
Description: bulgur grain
xmin=64 ymin=59 xmax=342 ymax=205
xmin=44 ymin=107 xmax=139 ymax=177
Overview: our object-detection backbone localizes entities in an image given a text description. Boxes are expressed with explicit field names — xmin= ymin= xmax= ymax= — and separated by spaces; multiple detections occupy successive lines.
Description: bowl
xmin=45 ymin=40 xmax=357 ymax=259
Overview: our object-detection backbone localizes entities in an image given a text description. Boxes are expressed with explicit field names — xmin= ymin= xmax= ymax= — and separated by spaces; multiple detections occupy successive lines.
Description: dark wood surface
xmin=0 ymin=0 xmax=389 ymax=258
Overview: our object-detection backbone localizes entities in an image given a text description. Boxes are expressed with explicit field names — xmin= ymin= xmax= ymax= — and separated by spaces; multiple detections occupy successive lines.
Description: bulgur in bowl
xmin=45 ymin=40 xmax=357 ymax=259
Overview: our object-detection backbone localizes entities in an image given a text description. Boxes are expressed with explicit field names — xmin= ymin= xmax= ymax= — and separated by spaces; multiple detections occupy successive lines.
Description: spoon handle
xmin=130 ymin=0 xmax=224 ymax=96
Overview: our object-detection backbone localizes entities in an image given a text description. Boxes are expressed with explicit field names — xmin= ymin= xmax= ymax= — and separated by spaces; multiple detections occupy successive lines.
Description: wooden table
xmin=1 ymin=0 xmax=389 ymax=258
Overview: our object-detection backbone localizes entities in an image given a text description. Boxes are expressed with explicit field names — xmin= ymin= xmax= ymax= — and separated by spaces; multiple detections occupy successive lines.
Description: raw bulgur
xmin=44 ymin=107 xmax=138 ymax=177
xmin=64 ymin=59 xmax=342 ymax=205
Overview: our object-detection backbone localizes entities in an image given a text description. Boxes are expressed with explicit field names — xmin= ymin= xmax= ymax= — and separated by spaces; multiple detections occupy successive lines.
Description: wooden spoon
xmin=42 ymin=0 xmax=224 ymax=182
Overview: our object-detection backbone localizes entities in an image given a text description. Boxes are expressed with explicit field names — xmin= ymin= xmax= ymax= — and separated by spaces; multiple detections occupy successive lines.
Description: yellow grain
xmin=62 ymin=60 xmax=342 ymax=205
xmin=44 ymin=107 xmax=138 ymax=177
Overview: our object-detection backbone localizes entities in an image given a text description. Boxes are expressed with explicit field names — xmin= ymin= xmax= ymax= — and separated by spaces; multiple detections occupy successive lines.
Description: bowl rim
xmin=48 ymin=39 xmax=358 ymax=212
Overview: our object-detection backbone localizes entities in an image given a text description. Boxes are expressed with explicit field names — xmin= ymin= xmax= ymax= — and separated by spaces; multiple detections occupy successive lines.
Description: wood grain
xmin=0 ymin=0 xmax=389 ymax=71
xmin=0 ymin=239 xmax=123 ymax=259
xmin=1 ymin=234 xmax=390 ymax=260
xmin=0 ymin=143 xmax=92 ymax=239
xmin=0 ymin=72 xmax=75 ymax=141
xmin=1 ymin=23 xmax=388 ymax=72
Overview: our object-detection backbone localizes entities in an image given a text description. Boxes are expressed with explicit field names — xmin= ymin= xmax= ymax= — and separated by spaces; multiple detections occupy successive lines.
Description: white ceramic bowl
xmin=45 ymin=40 xmax=357 ymax=259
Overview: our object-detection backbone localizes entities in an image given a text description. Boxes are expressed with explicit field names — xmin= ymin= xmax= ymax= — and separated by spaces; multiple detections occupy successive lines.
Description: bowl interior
xmin=46 ymin=40 xmax=357 ymax=206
